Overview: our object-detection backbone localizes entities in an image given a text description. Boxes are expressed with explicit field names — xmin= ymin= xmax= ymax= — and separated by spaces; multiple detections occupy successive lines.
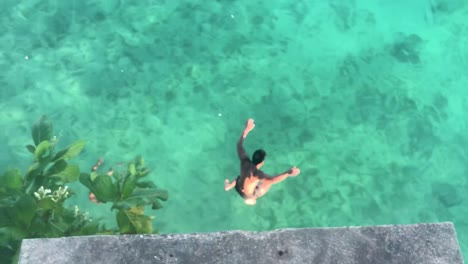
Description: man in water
xmin=224 ymin=118 xmax=300 ymax=205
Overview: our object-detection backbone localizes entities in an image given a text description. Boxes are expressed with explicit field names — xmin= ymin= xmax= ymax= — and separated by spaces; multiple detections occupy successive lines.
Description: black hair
xmin=252 ymin=149 xmax=266 ymax=165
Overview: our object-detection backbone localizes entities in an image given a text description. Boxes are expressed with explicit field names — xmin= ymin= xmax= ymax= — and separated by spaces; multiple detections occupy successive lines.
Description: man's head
xmin=252 ymin=149 xmax=266 ymax=167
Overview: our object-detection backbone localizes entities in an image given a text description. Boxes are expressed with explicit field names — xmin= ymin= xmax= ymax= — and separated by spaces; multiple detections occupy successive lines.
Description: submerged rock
xmin=390 ymin=33 xmax=423 ymax=64
xmin=432 ymin=182 xmax=462 ymax=208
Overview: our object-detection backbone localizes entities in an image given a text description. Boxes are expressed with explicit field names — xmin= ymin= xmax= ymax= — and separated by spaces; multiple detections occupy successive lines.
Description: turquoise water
xmin=1 ymin=0 xmax=467 ymax=261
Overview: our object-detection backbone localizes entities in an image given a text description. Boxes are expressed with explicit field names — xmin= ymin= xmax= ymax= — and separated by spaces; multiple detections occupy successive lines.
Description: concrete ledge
xmin=19 ymin=222 xmax=463 ymax=264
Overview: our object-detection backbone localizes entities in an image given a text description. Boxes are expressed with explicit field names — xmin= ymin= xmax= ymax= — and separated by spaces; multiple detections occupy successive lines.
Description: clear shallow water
xmin=1 ymin=0 xmax=467 ymax=261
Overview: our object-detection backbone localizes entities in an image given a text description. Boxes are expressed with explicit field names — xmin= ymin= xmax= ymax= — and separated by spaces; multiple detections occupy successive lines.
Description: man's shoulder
xmin=254 ymin=169 xmax=268 ymax=179
xmin=241 ymin=157 xmax=252 ymax=165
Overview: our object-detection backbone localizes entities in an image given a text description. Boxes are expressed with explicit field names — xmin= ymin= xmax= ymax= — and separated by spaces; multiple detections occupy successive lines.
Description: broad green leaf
xmin=13 ymin=195 xmax=37 ymax=228
xmin=137 ymin=168 xmax=151 ymax=178
xmin=50 ymin=164 xmax=80 ymax=183
xmin=116 ymin=210 xmax=134 ymax=234
xmin=111 ymin=200 xmax=132 ymax=211
xmin=134 ymin=155 xmax=144 ymax=167
xmin=52 ymin=148 xmax=67 ymax=162
xmin=2 ymin=168 xmax=23 ymax=191
xmin=28 ymin=216 xmax=49 ymax=236
xmin=26 ymin=144 xmax=36 ymax=154
xmin=121 ymin=174 xmax=136 ymax=199
xmin=128 ymin=206 xmax=144 ymax=215
xmin=53 ymin=140 xmax=86 ymax=161
xmin=79 ymin=222 xmax=102 ymax=235
xmin=116 ymin=208 xmax=152 ymax=234
xmin=90 ymin=171 xmax=98 ymax=181
xmin=27 ymin=162 xmax=40 ymax=175
xmin=0 ymin=226 xmax=28 ymax=242
xmin=92 ymin=175 xmax=118 ymax=202
xmin=113 ymin=188 xmax=168 ymax=211
xmin=0 ymin=206 xmax=14 ymax=227
xmin=132 ymin=188 xmax=168 ymax=201
xmin=0 ymin=227 xmax=28 ymax=264
xmin=128 ymin=163 xmax=136 ymax=176
xmin=37 ymin=197 xmax=55 ymax=210
xmin=53 ymin=201 xmax=66 ymax=216
xmin=63 ymin=140 xmax=85 ymax=160
xmin=131 ymin=213 xmax=152 ymax=234
xmin=34 ymin=140 xmax=50 ymax=161
xmin=0 ymin=197 xmax=16 ymax=207
xmin=25 ymin=161 xmax=48 ymax=188
xmin=111 ymin=171 xmax=123 ymax=181
xmin=45 ymin=159 xmax=67 ymax=177
xmin=79 ymin=173 xmax=93 ymax=190
xmin=31 ymin=115 xmax=53 ymax=146
xmin=151 ymin=200 xmax=163 ymax=210
xmin=48 ymin=219 xmax=68 ymax=237
xmin=135 ymin=180 xmax=157 ymax=189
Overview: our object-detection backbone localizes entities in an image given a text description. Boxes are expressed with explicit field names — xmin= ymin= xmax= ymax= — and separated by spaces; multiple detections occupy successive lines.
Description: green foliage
xmin=31 ymin=115 xmax=53 ymax=147
xmin=80 ymin=156 xmax=168 ymax=234
xmin=0 ymin=169 xmax=23 ymax=198
xmin=0 ymin=115 xmax=169 ymax=263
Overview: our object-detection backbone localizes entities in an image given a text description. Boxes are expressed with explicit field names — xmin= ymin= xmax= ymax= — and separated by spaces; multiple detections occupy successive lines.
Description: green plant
xmin=80 ymin=155 xmax=168 ymax=234
xmin=0 ymin=115 xmax=168 ymax=263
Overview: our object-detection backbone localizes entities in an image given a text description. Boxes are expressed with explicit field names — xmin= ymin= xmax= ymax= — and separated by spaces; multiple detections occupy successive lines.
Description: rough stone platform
xmin=19 ymin=222 xmax=464 ymax=264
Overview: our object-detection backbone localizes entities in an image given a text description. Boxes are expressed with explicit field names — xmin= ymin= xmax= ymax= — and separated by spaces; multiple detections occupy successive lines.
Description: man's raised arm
xmin=237 ymin=118 xmax=255 ymax=160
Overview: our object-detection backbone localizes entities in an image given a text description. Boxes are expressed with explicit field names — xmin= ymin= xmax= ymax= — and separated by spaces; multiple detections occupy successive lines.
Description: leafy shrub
xmin=0 ymin=115 xmax=168 ymax=263
xmin=80 ymin=155 xmax=169 ymax=234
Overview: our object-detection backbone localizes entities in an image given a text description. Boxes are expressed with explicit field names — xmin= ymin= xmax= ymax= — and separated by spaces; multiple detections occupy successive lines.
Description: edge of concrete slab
xmin=18 ymin=222 xmax=464 ymax=264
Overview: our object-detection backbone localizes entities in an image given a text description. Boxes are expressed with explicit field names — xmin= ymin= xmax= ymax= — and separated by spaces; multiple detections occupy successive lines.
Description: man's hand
xmin=243 ymin=118 xmax=255 ymax=136
xmin=225 ymin=179 xmax=233 ymax=191
xmin=288 ymin=166 xmax=300 ymax=177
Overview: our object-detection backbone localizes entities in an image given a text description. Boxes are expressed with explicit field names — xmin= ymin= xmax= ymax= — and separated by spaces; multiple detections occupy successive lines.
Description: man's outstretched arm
xmin=261 ymin=166 xmax=301 ymax=185
xmin=237 ymin=118 xmax=255 ymax=160
xmin=224 ymin=178 xmax=236 ymax=191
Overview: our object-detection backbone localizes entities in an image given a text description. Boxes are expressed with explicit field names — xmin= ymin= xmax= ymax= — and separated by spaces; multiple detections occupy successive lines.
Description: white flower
xmin=52 ymin=186 xmax=69 ymax=202
xmin=34 ymin=186 xmax=69 ymax=203
xmin=73 ymin=205 xmax=92 ymax=222
xmin=74 ymin=205 xmax=80 ymax=217
xmin=33 ymin=186 xmax=53 ymax=200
